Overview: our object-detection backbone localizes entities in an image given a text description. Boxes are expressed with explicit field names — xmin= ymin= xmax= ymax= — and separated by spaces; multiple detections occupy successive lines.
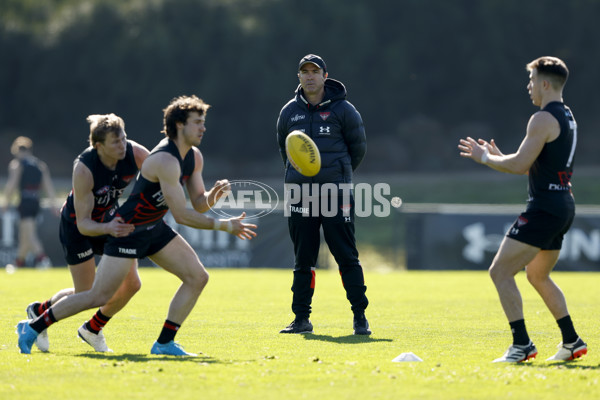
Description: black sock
xmin=556 ymin=315 xmax=578 ymax=344
xmin=86 ymin=309 xmax=111 ymax=334
xmin=157 ymin=320 xmax=181 ymax=344
xmin=509 ymin=319 xmax=530 ymax=345
xmin=39 ymin=299 xmax=52 ymax=314
xmin=32 ymin=300 xmax=52 ymax=317
xmin=30 ymin=309 xmax=57 ymax=333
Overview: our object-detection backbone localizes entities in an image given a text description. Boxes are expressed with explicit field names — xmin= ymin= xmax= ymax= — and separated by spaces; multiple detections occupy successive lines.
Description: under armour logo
xmin=462 ymin=222 xmax=504 ymax=263
xmin=319 ymin=126 xmax=331 ymax=135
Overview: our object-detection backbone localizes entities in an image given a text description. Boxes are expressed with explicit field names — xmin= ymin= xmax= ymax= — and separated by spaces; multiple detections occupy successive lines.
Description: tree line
xmin=1 ymin=0 xmax=598 ymax=177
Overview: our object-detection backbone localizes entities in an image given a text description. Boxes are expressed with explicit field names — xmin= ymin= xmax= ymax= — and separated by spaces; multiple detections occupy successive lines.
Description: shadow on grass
xmin=75 ymin=352 xmax=224 ymax=364
xmin=516 ymin=361 xmax=600 ymax=370
xmin=301 ymin=334 xmax=393 ymax=344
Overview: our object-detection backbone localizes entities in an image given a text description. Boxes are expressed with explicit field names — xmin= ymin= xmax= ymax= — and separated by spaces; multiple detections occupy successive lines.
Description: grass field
xmin=1 ymin=268 xmax=599 ymax=400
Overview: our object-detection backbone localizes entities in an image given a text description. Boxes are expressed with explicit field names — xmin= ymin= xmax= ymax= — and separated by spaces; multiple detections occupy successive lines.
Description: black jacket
xmin=277 ymin=78 xmax=366 ymax=184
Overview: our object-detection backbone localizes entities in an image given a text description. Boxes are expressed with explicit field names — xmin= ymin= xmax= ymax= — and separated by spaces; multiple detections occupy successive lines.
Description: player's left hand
xmin=458 ymin=137 xmax=488 ymax=164
xmin=483 ymin=138 xmax=503 ymax=157
xmin=211 ymin=179 xmax=231 ymax=201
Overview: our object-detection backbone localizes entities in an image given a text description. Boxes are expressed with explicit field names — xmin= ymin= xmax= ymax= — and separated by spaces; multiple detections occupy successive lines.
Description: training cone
xmin=392 ymin=352 xmax=423 ymax=362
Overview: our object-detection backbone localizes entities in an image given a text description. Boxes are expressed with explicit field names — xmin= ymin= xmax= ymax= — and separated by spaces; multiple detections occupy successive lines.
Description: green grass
xmin=1 ymin=268 xmax=599 ymax=400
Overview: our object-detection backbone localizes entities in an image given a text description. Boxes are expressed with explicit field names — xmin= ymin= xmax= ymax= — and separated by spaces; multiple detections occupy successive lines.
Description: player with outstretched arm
xmin=17 ymin=95 xmax=257 ymax=356
xmin=458 ymin=56 xmax=587 ymax=363
xmin=25 ymin=114 xmax=149 ymax=353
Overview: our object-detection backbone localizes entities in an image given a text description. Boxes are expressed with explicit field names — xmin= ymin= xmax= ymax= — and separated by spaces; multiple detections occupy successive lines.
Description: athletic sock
xmin=509 ymin=319 xmax=530 ymax=346
xmin=85 ymin=309 xmax=111 ymax=334
xmin=556 ymin=315 xmax=578 ymax=344
xmin=30 ymin=309 xmax=57 ymax=333
xmin=157 ymin=320 xmax=181 ymax=344
xmin=37 ymin=300 xmax=52 ymax=316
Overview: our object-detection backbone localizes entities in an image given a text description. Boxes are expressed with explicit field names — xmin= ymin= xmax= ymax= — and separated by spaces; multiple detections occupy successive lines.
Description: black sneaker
xmin=279 ymin=318 xmax=313 ymax=334
xmin=353 ymin=314 xmax=371 ymax=335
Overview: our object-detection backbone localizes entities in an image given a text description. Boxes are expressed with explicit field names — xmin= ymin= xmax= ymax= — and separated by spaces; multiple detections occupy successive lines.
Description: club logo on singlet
xmin=517 ymin=216 xmax=528 ymax=227
xmin=152 ymin=190 xmax=168 ymax=208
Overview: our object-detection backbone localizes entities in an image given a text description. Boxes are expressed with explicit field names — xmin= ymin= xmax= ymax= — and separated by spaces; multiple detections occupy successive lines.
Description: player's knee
xmin=488 ymin=263 xmax=504 ymax=283
xmin=198 ymin=268 xmax=210 ymax=288
xmin=125 ymin=276 xmax=142 ymax=294
xmin=525 ymin=269 xmax=546 ymax=286
xmin=488 ymin=264 xmax=497 ymax=281
xmin=188 ymin=268 xmax=209 ymax=292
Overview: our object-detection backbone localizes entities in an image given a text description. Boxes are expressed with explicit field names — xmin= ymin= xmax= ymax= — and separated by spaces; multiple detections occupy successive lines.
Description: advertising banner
xmin=1 ymin=208 xmax=294 ymax=269
xmin=403 ymin=204 xmax=600 ymax=271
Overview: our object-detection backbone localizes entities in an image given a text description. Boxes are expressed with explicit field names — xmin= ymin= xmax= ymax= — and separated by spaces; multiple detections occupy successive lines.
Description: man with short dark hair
xmin=276 ymin=54 xmax=370 ymax=335
xmin=459 ymin=56 xmax=587 ymax=362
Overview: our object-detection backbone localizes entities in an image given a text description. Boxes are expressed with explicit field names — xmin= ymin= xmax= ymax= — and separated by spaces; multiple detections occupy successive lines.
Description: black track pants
xmin=287 ymin=193 xmax=368 ymax=318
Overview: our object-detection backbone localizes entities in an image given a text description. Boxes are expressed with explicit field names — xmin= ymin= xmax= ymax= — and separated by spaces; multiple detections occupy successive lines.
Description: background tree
xmin=1 ymin=0 xmax=598 ymax=178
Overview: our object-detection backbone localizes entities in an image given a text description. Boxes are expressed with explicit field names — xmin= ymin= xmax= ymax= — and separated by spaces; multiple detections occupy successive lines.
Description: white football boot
xmin=77 ymin=323 xmax=113 ymax=352
xmin=26 ymin=302 xmax=49 ymax=352
xmin=546 ymin=338 xmax=587 ymax=361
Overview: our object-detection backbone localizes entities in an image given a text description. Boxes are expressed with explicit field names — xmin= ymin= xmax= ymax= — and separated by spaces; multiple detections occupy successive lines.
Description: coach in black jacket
xmin=276 ymin=54 xmax=371 ymax=335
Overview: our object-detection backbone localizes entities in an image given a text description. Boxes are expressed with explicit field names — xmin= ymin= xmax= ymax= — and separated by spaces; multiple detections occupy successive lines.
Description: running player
xmin=26 ymin=114 xmax=149 ymax=352
xmin=17 ymin=96 xmax=257 ymax=356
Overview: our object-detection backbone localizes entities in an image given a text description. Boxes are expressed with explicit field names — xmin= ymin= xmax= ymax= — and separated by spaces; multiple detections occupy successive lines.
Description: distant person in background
xmin=276 ymin=54 xmax=370 ymax=335
xmin=25 ymin=114 xmax=149 ymax=353
xmin=3 ymin=136 xmax=56 ymax=268
xmin=18 ymin=95 xmax=257 ymax=356
xmin=458 ymin=56 xmax=587 ymax=363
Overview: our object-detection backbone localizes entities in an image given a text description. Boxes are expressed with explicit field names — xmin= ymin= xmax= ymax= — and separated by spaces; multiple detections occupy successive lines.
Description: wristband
xmin=214 ymin=219 xmax=233 ymax=234
xmin=481 ymin=148 xmax=489 ymax=164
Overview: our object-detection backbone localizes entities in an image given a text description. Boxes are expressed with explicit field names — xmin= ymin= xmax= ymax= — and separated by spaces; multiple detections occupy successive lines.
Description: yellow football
xmin=285 ymin=130 xmax=321 ymax=177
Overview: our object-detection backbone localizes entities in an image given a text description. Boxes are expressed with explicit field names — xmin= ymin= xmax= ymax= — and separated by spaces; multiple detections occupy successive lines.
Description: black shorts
xmin=59 ymin=217 xmax=107 ymax=265
xmin=18 ymin=199 xmax=40 ymax=219
xmin=104 ymin=220 xmax=178 ymax=259
xmin=506 ymin=207 xmax=574 ymax=250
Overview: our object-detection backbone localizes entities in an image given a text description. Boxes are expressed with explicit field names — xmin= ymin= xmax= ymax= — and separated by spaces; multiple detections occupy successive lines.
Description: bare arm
xmin=39 ymin=161 xmax=57 ymax=200
xmin=186 ymin=149 xmax=231 ymax=213
xmin=72 ymin=161 xmax=134 ymax=237
xmin=458 ymin=111 xmax=558 ymax=175
xmin=130 ymin=140 xmax=150 ymax=169
xmin=3 ymin=159 xmax=21 ymax=209
xmin=147 ymin=152 xmax=256 ymax=240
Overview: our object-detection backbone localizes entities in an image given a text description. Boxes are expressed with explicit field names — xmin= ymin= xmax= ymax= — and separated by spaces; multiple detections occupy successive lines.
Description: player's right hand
xmin=106 ymin=217 xmax=135 ymax=238
xmin=229 ymin=212 xmax=257 ymax=240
